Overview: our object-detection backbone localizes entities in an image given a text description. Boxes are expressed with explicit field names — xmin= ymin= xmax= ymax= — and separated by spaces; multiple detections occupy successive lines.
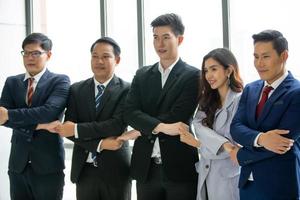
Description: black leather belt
xmin=151 ymin=157 xmax=162 ymax=164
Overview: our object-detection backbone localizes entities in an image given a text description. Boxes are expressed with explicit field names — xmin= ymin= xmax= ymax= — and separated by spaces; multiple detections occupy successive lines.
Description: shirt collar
xmin=93 ymin=75 xmax=114 ymax=88
xmin=158 ymin=57 xmax=179 ymax=74
xmin=264 ymin=70 xmax=288 ymax=90
xmin=23 ymin=67 xmax=47 ymax=83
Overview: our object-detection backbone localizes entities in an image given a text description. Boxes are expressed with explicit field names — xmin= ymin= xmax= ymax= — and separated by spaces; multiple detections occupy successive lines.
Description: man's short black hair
xmin=252 ymin=29 xmax=288 ymax=55
xmin=151 ymin=13 xmax=185 ymax=36
xmin=90 ymin=37 xmax=121 ymax=57
xmin=22 ymin=33 xmax=52 ymax=51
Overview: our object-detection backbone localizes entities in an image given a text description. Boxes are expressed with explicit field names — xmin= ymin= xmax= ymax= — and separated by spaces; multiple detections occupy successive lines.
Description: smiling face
xmin=254 ymin=41 xmax=287 ymax=84
xmin=204 ymin=58 xmax=231 ymax=91
xmin=22 ymin=43 xmax=51 ymax=76
xmin=153 ymin=25 xmax=183 ymax=68
xmin=91 ymin=42 xmax=120 ymax=83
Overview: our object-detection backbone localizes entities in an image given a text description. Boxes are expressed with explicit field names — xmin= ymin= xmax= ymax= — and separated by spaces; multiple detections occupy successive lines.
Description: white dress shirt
xmin=151 ymin=57 xmax=179 ymax=158
xmin=24 ymin=67 xmax=47 ymax=103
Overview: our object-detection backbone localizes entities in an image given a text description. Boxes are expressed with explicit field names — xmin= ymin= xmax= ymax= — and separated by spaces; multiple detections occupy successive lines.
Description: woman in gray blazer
xmin=180 ymin=48 xmax=243 ymax=200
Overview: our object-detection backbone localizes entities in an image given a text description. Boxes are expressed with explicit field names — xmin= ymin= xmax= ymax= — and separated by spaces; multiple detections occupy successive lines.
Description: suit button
xmin=147 ymin=135 xmax=152 ymax=140
xmin=150 ymin=140 xmax=155 ymax=143
xmin=205 ymin=165 xmax=209 ymax=169
xmin=85 ymin=150 xmax=89 ymax=153
xmin=26 ymin=138 xmax=31 ymax=142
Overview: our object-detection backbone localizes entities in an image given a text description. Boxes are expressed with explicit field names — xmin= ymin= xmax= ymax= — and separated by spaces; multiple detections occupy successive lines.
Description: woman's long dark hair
xmin=199 ymin=48 xmax=243 ymax=128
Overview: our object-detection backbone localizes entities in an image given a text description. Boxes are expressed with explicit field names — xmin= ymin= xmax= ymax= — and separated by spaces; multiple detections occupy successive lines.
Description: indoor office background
xmin=0 ymin=0 xmax=300 ymax=199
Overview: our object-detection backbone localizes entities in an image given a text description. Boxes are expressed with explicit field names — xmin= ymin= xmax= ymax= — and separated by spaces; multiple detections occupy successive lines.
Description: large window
xmin=32 ymin=0 xmax=101 ymax=84
xmin=31 ymin=1 xmax=101 ymax=199
xmin=230 ymin=0 xmax=300 ymax=83
xmin=107 ymin=0 xmax=138 ymax=82
xmin=144 ymin=0 xmax=223 ymax=68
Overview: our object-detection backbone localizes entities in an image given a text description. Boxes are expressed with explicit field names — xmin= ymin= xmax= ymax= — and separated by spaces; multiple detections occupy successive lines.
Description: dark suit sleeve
xmin=124 ymin=71 xmax=161 ymax=135
xmin=63 ymin=85 xmax=78 ymax=123
xmin=1 ymin=75 xmax=70 ymax=135
xmin=0 ymin=78 xmax=34 ymax=137
xmin=67 ymin=136 xmax=101 ymax=152
xmin=0 ymin=78 xmax=14 ymax=108
xmin=236 ymin=147 xmax=276 ymax=166
xmin=277 ymin=88 xmax=300 ymax=140
xmin=232 ymin=87 xmax=300 ymax=166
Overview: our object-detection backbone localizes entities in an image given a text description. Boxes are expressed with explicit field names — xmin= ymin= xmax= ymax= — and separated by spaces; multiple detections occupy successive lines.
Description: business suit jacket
xmin=193 ymin=89 xmax=240 ymax=200
xmin=231 ymin=72 xmax=300 ymax=199
xmin=64 ymin=75 xmax=131 ymax=184
xmin=125 ymin=59 xmax=200 ymax=183
xmin=0 ymin=69 xmax=70 ymax=174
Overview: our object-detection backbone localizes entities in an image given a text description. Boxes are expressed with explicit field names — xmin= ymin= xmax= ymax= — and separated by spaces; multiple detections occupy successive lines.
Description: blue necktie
xmin=92 ymin=84 xmax=105 ymax=167
xmin=95 ymin=84 xmax=105 ymax=112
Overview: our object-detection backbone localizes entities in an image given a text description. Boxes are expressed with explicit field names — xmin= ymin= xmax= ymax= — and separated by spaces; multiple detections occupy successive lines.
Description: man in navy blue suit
xmin=231 ymin=30 xmax=300 ymax=199
xmin=0 ymin=33 xmax=70 ymax=200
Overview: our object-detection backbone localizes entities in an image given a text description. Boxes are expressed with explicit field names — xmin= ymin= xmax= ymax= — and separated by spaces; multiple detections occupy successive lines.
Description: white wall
xmin=0 ymin=0 xmax=26 ymax=199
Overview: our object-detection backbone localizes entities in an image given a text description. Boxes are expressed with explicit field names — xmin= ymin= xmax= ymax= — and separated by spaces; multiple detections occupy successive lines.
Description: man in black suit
xmin=0 ymin=33 xmax=70 ymax=200
xmin=55 ymin=37 xmax=131 ymax=200
xmin=124 ymin=13 xmax=200 ymax=200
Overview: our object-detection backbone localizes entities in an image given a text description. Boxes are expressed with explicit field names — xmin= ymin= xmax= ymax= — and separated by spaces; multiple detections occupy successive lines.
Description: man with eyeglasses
xmin=0 ymin=33 xmax=70 ymax=200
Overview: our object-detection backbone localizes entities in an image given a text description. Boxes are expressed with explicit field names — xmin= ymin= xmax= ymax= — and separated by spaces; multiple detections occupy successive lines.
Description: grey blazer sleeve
xmin=193 ymin=111 xmax=228 ymax=159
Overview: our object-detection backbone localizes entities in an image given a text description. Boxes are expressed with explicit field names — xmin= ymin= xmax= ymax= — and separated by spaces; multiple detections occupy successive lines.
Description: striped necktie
xmin=27 ymin=77 xmax=35 ymax=106
xmin=91 ymin=84 xmax=105 ymax=167
xmin=95 ymin=84 xmax=105 ymax=112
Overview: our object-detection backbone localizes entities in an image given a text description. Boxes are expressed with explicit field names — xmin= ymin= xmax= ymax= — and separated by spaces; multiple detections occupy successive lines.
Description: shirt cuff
xmin=254 ymin=132 xmax=263 ymax=147
xmin=74 ymin=124 xmax=79 ymax=138
xmin=97 ymin=140 xmax=103 ymax=153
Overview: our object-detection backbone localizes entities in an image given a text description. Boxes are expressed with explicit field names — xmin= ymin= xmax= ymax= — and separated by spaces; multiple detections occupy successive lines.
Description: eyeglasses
xmin=21 ymin=50 xmax=47 ymax=58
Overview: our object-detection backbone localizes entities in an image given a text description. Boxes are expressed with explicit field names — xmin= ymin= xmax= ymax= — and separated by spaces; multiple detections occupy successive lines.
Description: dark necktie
xmin=95 ymin=84 xmax=105 ymax=112
xmin=27 ymin=78 xmax=35 ymax=106
xmin=256 ymin=86 xmax=273 ymax=118
xmin=92 ymin=84 xmax=105 ymax=167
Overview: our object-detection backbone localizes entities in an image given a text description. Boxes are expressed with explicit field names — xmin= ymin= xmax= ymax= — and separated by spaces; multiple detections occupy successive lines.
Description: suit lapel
xmin=146 ymin=64 xmax=163 ymax=106
xmin=30 ymin=69 xmax=50 ymax=106
xmin=248 ymin=81 xmax=263 ymax=127
xmin=256 ymin=73 xmax=293 ymax=125
xmin=85 ymin=79 xmax=97 ymax=120
xmin=215 ymin=89 xmax=235 ymax=129
xmin=156 ymin=59 xmax=183 ymax=107
xmin=20 ymin=74 xmax=28 ymax=106
xmin=95 ymin=76 xmax=117 ymax=116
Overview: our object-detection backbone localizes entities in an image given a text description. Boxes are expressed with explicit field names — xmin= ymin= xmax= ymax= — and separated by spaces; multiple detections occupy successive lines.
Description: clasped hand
xmin=0 ymin=106 xmax=8 ymax=125
xmin=36 ymin=120 xmax=75 ymax=137
xmin=258 ymin=129 xmax=293 ymax=154
xmin=155 ymin=122 xmax=189 ymax=136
